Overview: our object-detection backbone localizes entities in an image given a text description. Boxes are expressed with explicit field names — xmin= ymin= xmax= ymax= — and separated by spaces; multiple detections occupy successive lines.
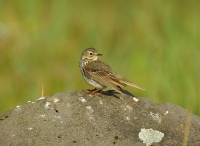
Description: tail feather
xmin=121 ymin=79 xmax=145 ymax=90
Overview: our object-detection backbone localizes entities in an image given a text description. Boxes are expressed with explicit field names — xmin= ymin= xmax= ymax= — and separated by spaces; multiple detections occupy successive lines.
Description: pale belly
xmin=83 ymin=76 xmax=105 ymax=88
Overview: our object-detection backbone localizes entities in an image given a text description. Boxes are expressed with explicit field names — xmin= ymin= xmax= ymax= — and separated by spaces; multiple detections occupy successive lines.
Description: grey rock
xmin=0 ymin=91 xmax=200 ymax=146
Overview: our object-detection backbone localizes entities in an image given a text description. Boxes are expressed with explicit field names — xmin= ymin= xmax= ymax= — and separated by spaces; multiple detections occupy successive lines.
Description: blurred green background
xmin=0 ymin=1 xmax=199 ymax=116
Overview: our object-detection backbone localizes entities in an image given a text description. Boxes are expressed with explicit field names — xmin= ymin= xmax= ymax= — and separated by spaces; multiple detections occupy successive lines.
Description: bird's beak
xmin=97 ymin=53 xmax=102 ymax=56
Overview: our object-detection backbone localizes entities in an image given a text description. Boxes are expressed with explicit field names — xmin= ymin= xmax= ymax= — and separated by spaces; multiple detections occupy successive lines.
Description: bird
xmin=79 ymin=48 xmax=145 ymax=95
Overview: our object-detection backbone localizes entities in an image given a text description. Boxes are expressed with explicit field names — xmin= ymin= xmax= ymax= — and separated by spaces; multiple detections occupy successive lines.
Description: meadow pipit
xmin=79 ymin=48 xmax=145 ymax=94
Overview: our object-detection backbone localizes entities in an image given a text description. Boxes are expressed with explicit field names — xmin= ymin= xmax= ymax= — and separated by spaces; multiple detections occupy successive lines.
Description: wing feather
xmin=83 ymin=60 xmax=126 ymax=88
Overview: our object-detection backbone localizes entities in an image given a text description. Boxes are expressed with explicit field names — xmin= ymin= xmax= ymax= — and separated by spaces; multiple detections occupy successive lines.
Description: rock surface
xmin=0 ymin=91 xmax=200 ymax=146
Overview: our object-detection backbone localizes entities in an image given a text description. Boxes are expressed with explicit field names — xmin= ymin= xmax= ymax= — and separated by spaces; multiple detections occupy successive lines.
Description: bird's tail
xmin=121 ymin=79 xmax=145 ymax=90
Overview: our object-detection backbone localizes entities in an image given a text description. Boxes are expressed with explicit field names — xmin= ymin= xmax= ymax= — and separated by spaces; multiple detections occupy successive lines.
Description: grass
xmin=0 ymin=0 xmax=200 ymax=116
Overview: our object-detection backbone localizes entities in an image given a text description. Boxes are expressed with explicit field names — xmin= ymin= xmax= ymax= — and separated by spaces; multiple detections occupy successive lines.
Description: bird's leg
xmin=87 ymin=88 xmax=102 ymax=94
xmin=87 ymin=88 xmax=97 ymax=92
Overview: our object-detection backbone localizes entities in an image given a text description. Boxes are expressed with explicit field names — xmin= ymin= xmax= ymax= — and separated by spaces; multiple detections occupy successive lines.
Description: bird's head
xmin=81 ymin=48 xmax=102 ymax=61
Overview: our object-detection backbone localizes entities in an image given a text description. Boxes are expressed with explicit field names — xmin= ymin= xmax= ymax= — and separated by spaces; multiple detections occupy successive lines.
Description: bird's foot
xmin=83 ymin=88 xmax=103 ymax=95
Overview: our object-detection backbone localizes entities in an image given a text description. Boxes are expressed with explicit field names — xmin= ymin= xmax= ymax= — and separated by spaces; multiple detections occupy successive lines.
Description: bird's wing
xmin=83 ymin=60 xmax=126 ymax=88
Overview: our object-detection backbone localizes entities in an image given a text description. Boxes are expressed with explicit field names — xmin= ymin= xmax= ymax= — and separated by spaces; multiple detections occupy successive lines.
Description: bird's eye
xmin=89 ymin=52 xmax=93 ymax=55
